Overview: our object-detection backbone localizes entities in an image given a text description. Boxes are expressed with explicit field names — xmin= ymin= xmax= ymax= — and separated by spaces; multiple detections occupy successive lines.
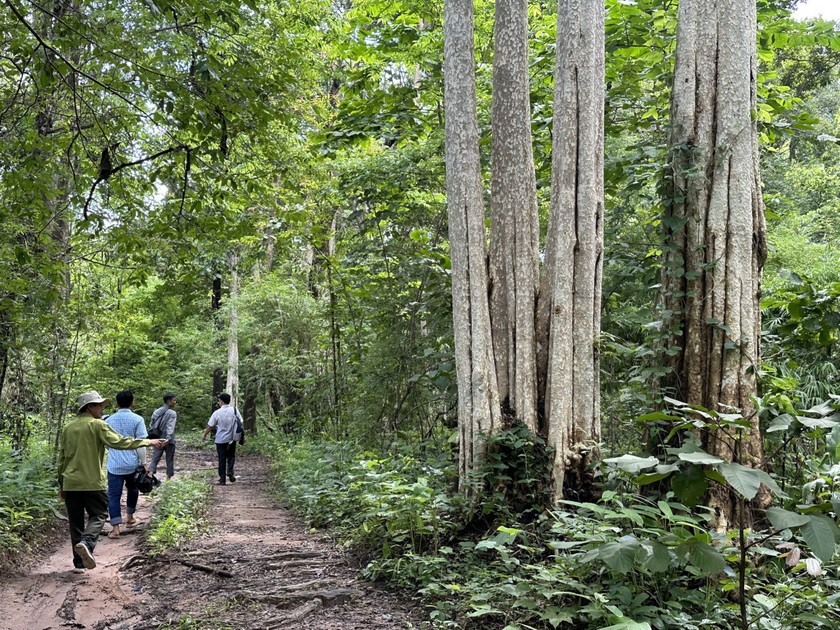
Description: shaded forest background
xmin=2 ymin=0 xmax=840 ymax=628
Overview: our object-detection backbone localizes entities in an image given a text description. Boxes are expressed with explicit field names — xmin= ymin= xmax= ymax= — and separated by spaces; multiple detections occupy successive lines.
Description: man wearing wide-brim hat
xmin=57 ymin=390 xmax=169 ymax=573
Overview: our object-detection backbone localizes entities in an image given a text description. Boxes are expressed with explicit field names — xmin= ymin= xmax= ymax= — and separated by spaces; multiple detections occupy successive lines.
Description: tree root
xmin=251 ymin=551 xmax=325 ymax=562
xmin=174 ymin=558 xmax=233 ymax=578
xmin=120 ymin=555 xmax=147 ymax=571
xmin=265 ymin=559 xmax=331 ymax=570
xmin=266 ymin=598 xmax=323 ymax=628
xmin=232 ymin=587 xmax=360 ymax=609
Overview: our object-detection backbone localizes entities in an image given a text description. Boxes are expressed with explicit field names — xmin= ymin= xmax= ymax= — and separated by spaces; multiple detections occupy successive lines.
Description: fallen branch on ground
xmin=174 ymin=558 xmax=234 ymax=578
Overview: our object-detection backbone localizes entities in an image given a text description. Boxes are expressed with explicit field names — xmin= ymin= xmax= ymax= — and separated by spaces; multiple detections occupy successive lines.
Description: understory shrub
xmin=264 ymin=428 xmax=840 ymax=629
xmin=0 ymin=440 xmax=62 ymax=564
xmin=146 ymin=474 xmax=212 ymax=556
xmin=267 ymin=437 xmax=461 ymax=567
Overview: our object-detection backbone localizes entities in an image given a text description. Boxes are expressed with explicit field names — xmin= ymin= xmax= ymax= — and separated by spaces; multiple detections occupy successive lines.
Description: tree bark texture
xmin=489 ymin=0 xmax=540 ymax=431
xmin=537 ymin=0 xmax=605 ymax=502
xmin=444 ymin=0 xmax=502 ymax=489
xmin=664 ymin=0 xmax=767 ymax=527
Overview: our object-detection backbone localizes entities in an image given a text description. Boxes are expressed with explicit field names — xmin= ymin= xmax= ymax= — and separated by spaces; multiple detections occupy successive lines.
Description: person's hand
xmin=150 ymin=438 xmax=168 ymax=449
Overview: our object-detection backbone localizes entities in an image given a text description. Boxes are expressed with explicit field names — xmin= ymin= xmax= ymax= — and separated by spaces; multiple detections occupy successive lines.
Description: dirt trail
xmin=0 ymin=446 xmax=423 ymax=629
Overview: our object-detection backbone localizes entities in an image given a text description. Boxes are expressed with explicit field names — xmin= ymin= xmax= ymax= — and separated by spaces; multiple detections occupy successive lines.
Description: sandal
xmin=125 ymin=517 xmax=142 ymax=527
xmin=107 ymin=530 xmax=120 ymax=539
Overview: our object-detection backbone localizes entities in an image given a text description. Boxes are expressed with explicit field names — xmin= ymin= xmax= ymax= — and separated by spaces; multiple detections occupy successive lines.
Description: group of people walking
xmin=56 ymin=388 xmax=244 ymax=573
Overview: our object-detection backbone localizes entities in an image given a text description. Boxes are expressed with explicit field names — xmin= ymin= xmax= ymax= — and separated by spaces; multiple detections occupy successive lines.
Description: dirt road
xmin=0 ymin=446 xmax=422 ymax=629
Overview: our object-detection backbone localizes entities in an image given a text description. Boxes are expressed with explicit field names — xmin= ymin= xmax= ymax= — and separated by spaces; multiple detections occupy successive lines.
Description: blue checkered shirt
xmin=106 ymin=409 xmax=148 ymax=474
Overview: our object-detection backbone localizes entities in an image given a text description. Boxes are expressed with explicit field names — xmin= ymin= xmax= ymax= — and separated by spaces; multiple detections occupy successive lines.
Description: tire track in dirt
xmin=0 ymin=444 xmax=423 ymax=629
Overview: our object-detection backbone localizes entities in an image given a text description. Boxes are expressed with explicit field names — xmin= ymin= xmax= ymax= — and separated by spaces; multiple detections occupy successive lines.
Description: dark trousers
xmin=150 ymin=440 xmax=176 ymax=478
xmin=216 ymin=442 xmax=236 ymax=482
xmin=107 ymin=471 xmax=139 ymax=525
xmin=64 ymin=490 xmax=108 ymax=569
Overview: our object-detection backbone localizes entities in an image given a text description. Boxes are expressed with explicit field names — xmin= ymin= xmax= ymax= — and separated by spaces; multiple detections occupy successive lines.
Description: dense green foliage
xmin=0 ymin=442 xmax=62 ymax=561
xmin=1 ymin=0 xmax=840 ymax=627
xmin=266 ymin=424 xmax=840 ymax=629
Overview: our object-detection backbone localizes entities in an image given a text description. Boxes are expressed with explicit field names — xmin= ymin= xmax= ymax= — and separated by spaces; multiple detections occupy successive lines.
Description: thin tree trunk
xmin=211 ymin=275 xmax=226 ymax=413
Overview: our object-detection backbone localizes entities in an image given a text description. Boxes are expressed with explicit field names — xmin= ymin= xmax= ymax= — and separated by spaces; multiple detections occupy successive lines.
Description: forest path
xmin=0 ymin=445 xmax=422 ymax=629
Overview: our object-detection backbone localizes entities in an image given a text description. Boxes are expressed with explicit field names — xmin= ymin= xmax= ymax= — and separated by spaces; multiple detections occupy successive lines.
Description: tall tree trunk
xmin=41 ymin=0 xmax=78 ymax=447
xmin=537 ymin=0 xmax=605 ymax=501
xmin=225 ymin=251 xmax=240 ymax=407
xmin=663 ymin=0 xmax=767 ymax=528
xmin=243 ymin=388 xmax=257 ymax=434
xmin=489 ymin=0 xmax=539 ymax=431
xmin=212 ymin=275 xmax=225 ymax=412
xmin=444 ymin=0 xmax=502 ymax=489
xmin=327 ymin=257 xmax=342 ymax=437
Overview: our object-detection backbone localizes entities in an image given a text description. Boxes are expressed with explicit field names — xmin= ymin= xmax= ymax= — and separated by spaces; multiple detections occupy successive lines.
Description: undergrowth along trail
xmin=0 ymin=445 xmax=422 ymax=630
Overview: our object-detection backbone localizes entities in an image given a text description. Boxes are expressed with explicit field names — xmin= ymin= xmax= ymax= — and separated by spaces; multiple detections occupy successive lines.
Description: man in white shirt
xmin=201 ymin=393 xmax=243 ymax=485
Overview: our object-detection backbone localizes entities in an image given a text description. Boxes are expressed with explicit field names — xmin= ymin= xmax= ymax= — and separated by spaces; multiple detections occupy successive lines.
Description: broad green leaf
xmin=542 ymin=607 xmax=574 ymax=626
xmin=467 ymin=604 xmax=503 ymax=617
xmin=685 ymin=540 xmax=726 ymax=575
xmin=598 ymin=538 xmax=639 ymax=573
xmin=655 ymin=464 xmax=681 ymax=474
xmin=705 ymin=468 xmax=726 ymax=486
xmin=766 ymin=413 xmax=794 ymax=433
xmin=672 ymin=465 xmax=708 ymax=507
xmin=677 ymin=451 xmax=725 ymax=465
xmin=636 ymin=472 xmax=671 ymax=485
xmin=638 ymin=540 xmax=671 ymax=573
xmin=799 ymin=515 xmax=840 ymax=563
xmin=797 ymin=415 xmax=839 ymax=429
xmin=766 ymin=507 xmax=810 ymax=530
xmin=637 ymin=411 xmax=682 ymax=422
xmin=806 ymin=401 xmax=835 ymax=416
xmin=717 ymin=462 xmax=762 ymax=500
xmin=753 ymin=594 xmax=776 ymax=610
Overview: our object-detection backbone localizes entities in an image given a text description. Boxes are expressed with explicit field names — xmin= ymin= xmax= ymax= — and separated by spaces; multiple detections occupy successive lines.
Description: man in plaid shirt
xmin=105 ymin=389 xmax=148 ymax=538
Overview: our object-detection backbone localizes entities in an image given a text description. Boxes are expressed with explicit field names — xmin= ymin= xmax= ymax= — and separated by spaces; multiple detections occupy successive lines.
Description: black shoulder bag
xmin=147 ymin=408 xmax=167 ymax=439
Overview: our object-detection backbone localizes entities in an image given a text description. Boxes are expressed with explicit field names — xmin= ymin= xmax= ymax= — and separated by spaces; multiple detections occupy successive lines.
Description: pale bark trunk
xmin=212 ymin=276 xmax=225 ymax=413
xmin=226 ymin=251 xmax=241 ymax=408
xmin=537 ymin=0 xmax=605 ymax=502
xmin=489 ymin=0 xmax=539 ymax=431
xmin=665 ymin=0 xmax=767 ymax=528
xmin=444 ymin=0 xmax=501 ymax=489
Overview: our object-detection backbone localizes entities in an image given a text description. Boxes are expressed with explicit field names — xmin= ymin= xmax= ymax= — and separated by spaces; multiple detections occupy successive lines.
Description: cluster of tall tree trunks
xmin=444 ymin=0 xmax=766 ymax=527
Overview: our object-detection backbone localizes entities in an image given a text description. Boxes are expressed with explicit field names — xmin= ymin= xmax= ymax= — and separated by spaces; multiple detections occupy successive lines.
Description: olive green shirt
xmin=58 ymin=413 xmax=154 ymax=491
